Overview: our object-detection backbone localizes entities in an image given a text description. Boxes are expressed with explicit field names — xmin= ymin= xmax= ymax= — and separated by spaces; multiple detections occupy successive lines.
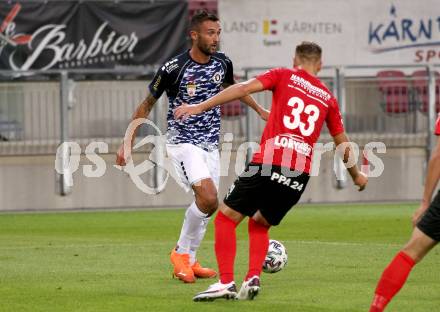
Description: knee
xmin=197 ymin=192 xmax=218 ymax=216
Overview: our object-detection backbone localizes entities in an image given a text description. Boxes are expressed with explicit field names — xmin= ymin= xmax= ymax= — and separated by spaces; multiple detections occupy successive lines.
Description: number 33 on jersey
xmin=251 ymin=67 xmax=345 ymax=174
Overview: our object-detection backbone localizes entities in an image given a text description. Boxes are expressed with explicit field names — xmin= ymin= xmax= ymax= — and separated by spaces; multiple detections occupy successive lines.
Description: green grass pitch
xmin=1 ymin=203 xmax=439 ymax=312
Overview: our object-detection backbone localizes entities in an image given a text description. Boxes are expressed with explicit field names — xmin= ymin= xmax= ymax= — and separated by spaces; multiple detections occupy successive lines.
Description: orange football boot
xmin=170 ymin=249 xmax=195 ymax=283
xmin=191 ymin=261 xmax=217 ymax=278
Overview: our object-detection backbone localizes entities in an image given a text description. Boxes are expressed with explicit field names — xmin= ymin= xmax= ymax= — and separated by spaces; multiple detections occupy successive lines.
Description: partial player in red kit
xmin=175 ymin=41 xmax=368 ymax=301
xmin=369 ymin=115 xmax=440 ymax=312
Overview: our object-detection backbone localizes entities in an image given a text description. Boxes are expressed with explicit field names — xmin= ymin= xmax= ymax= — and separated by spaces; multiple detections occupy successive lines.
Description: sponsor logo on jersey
xmin=162 ymin=58 xmax=178 ymax=73
xmin=289 ymin=73 xmax=331 ymax=101
xmin=274 ymin=133 xmax=312 ymax=156
xmin=152 ymin=75 xmax=161 ymax=91
xmin=186 ymin=83 xmax=197 ymax=97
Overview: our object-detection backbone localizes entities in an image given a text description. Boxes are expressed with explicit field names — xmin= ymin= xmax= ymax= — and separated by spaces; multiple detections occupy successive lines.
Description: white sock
xmin=189 ymin=216 xmax=211 ymax=265
xmin=176 ymin=202 xmax=208 ymax=255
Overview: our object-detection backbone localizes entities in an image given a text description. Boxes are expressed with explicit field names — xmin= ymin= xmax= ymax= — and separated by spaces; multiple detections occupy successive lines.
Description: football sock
xmin=246 ymin=217 xmax=269 ymax=280
xmin=189 ymin=216 xmax=211 ymax=265
xmin=370 ymin=251 xmax=416 ymax=312
xmin=176 ymin=202 xmax=208 ymax=255
xmin=215 ymin=211 xmax=238 ymax=284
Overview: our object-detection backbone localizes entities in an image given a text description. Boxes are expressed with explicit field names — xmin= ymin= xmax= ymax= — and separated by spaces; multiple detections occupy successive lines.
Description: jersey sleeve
xmin=256 ymin=68 xmax=283 ymax=90
xmin=436 ymin=113 xmax=440 ymax=135
xmin=224 ymin=55 xmax=234 ymax=85
xmin=148 ymin=65 xmax=171 ymax=99
xmin=326 ymin=98 xmax=345 ymax=136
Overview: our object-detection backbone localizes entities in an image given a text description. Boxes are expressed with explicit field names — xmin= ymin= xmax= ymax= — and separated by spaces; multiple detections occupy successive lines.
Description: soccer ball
xmin=262 ymin=239 xmax=288 ymax=273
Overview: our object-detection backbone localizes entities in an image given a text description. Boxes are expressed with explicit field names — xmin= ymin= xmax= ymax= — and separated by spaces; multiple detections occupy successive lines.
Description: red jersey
xmin=252 ymin=67 xmax=344 ymax=173
xmin=436 ymin=113 xmax=440 ymax=135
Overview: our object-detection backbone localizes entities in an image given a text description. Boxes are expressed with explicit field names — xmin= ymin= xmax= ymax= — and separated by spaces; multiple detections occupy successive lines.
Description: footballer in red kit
xmin=175 ymin=41 xmax=368 ymax=302
xmin=252 ymin=67 xmax=344 ymax=173
xmin=369 ymin=113 xmax=440 ymax=312
xmin=437 ymin=113 xmax=440 ymax=135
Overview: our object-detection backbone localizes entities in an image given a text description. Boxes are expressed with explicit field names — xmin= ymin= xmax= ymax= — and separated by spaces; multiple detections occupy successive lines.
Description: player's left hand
xmin=174 ymin=103 xmax=203 ymax=120
xmin=259 ymin=108 xmax=270 ymax=121
xmin=354 ymin=171 xmax=368 ymax=191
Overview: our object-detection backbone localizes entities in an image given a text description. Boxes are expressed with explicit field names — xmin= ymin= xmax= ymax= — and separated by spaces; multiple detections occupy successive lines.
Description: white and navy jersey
xmin=148 ymin=50 xmax=234 ymax=151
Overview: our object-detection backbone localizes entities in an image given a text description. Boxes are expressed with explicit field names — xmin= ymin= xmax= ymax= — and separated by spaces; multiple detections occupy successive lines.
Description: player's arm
xmin=116 ymin=61 xmax=171 ymax=166
xmin=222 ymin=81 xmax=270 ymax=121
xmin=127 ymin=92 xmax=158 ymax=146
xmin=116 ymin=92 xmax=158 ymax=166
xmin=332 ymin=132 xmax=368 ymax=191
xmin=174 ymin=78 xmax=265 ymax=119
xmin=412 ymin=136 xmax=440 ymax=225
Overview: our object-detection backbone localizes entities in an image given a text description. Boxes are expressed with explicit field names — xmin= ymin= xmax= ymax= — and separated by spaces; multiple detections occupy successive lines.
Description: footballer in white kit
xmin=117 ymin=11 xmax=267 ymax=283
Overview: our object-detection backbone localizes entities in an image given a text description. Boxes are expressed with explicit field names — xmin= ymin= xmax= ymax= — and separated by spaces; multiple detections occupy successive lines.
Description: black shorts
xmin=223 ymin=162 xmax=310 ymax=226
xmin=417 ymin=190 xmax=440 ymax=241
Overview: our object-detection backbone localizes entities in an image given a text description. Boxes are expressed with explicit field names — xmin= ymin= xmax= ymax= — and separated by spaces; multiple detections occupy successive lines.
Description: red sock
xmin=214 ymin=211 xmax=238 ymax=284
xmin=245 ymin=218 xmax=269 ymax=281
xmin=370 ymin=251 xmax=416 ymax=312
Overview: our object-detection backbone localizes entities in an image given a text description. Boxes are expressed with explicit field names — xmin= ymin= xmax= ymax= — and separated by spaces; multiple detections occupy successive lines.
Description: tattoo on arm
xmin=141 ymin=93 xmax=157 ymax=116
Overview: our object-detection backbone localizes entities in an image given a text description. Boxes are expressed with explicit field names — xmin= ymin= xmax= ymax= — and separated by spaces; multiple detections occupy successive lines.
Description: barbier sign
xmin=0 ymin=1 xmax=187 ymax=70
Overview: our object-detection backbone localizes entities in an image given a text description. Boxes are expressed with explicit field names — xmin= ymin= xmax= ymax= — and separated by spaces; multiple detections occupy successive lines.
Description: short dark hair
xmin=190 ymin=10 xmax=219 ymax=31
xmin=295 ymin=41 xmax=322 ymax=62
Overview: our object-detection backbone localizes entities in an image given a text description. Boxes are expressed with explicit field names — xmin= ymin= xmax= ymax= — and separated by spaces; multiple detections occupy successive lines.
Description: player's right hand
xmin=354 ymin=171 xmax=368 ymax=191
xmin=116 ymin=143 xmax=130 ymax=166
xmin=174 ymin=103 xmax=203 ymax=120
xmin=259 ymin=108 xmax=270 ymax=121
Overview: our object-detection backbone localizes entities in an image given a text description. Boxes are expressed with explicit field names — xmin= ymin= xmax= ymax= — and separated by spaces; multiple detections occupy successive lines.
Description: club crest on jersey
xmin=187 ymin=83 xmax=197 ymax=97
xmin=212 ymin=71 xmax=223 ymax=84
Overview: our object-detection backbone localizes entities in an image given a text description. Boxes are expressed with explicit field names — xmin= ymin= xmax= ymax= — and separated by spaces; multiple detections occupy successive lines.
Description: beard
xmin=198 ymin=42 xmax=216 ymax=56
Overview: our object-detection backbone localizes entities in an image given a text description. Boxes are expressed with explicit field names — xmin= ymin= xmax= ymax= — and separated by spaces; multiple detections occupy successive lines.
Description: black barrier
xmin=0 ymin=1 xmax=188 ymax=71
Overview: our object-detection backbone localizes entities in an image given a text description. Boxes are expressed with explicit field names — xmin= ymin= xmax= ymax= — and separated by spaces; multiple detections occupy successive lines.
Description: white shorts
xmin=166 ymin=143 xmax=220 ymax=192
